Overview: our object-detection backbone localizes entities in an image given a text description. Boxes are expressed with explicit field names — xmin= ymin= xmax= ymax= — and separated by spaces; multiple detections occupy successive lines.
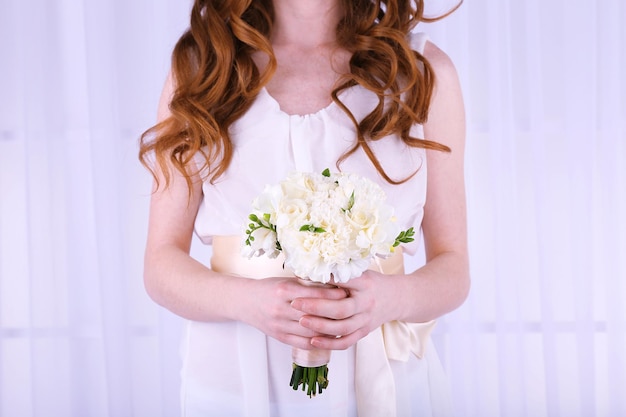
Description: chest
xmin=254 ymin=46 xmax=351 ymax=116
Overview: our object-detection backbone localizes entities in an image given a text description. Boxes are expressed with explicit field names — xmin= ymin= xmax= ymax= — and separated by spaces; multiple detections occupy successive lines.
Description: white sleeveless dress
xmin=183 ymin=32 xmax=454 ymax=417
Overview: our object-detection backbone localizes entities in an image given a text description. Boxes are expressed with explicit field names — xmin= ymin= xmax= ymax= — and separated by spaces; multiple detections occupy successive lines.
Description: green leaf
xmin=346 ymin=191 xmax=355 ymax=212
xmin=394 ymin=227 xmax=416 ymax=247
xmin=299 ymin=224 xmax=326 ymax=233
xmin=321 ymin=168 xmax=331 ymax=177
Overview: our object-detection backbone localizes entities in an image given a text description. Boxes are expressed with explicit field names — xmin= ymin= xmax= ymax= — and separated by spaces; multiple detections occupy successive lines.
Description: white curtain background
xmin=1 ymin=1 xmax=624 ymax=416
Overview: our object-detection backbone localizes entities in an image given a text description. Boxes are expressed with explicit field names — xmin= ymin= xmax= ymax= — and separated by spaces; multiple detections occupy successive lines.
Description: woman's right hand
xmin=236 ymin=277 xmax=348 ymax=350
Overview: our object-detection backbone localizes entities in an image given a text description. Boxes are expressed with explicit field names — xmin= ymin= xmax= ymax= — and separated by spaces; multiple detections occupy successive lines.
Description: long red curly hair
xmin=139 ymin=0 xmax=461 ymax=190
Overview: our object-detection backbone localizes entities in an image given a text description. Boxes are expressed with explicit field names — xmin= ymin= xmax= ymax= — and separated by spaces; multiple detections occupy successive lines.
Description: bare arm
xmin=292 ymin=41 xmax=470 ymax=348
xmin=142 ymin=73 xmax=347 ymax=348
xmin=142 ymin=73 xmax=242 ymax=321
xmin=402 ymin=39 xmax=470 ymax=319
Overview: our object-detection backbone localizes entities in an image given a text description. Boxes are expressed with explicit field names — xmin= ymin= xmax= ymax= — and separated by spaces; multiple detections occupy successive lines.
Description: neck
xmin=271 ymin=0 xmax=343 ymax=47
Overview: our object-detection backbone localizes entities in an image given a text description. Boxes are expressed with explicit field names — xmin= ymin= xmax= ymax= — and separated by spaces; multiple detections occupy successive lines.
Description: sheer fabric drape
xmin=1 ymin=1 xmax=624 ymax=416
xmin=0 ymin=1 xmax=191 ymax=415
xmin=423 ymin=1 xmax=626 ymax=416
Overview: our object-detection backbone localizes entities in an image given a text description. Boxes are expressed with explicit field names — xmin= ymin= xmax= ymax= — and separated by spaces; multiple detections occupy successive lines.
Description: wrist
xmin=372 ymin=272 xmax=406 ymax=325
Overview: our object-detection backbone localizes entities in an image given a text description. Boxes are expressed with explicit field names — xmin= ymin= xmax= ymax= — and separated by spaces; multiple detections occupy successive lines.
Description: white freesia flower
xmin=254 ymin=184 xmax=282 ymax=221
xmin=242 ymin=226 xmax=280 ymax=259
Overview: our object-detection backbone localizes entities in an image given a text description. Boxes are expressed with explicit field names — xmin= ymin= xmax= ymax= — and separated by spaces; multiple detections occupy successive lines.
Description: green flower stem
xmin=289 ymin=364 xmax=329 ymax=397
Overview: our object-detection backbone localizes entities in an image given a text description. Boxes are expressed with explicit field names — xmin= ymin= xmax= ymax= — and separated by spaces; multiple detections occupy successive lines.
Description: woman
xmin=139 ymin=0 xmax=469 ymax=415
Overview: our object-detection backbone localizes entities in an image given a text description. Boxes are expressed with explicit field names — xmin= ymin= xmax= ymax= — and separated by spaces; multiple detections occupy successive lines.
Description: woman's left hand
xmin=290 ymin=270 xmax=397 ymax=350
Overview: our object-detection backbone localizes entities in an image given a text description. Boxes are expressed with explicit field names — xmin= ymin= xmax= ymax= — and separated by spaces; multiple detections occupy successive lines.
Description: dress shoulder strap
xmin=408 ymin=31 xmax=429 ymax=55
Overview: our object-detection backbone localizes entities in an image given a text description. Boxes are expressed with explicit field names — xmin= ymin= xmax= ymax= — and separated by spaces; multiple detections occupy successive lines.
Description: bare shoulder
xmin=423 ymin=40 xmax=461 ymax=88
xmin=157 ymin=70 xmax=176 ymax=122
xmin=421 ymin=40 xmax=465 ymax=149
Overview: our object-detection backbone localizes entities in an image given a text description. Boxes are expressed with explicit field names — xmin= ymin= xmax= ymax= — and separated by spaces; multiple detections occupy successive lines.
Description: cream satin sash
xmin=211 ymin=236 xmax=436 ymax=417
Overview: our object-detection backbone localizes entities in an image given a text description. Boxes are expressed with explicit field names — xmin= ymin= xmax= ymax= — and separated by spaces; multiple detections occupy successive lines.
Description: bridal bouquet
xmin=242 ymin=168 xmax=414 ymax=397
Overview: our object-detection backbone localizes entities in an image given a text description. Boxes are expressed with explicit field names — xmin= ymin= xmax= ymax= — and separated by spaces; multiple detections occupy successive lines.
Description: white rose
xmin=276 ymin=198 xmax=309 ymax=229
xmin=346 ymin=208 xmax=377 ymax=233
xmin=280 ymin=172 xmax=316 ymax=200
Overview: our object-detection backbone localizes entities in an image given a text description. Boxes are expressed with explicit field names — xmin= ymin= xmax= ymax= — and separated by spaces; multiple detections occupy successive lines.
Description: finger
xmin=278 ymin=334 xmax=317 ymax=350
xmin=282 ymin=320 xmax=323 ymax=338
xmin=293 ymin=285 xmax=348 ymax=300
xmin=299 ymin=313 xmax=366 ymax=337
xmin=309 ymin=328 xmax=369 ymax=350
xmin=291 ymin=297 xmax=357 ymax=319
